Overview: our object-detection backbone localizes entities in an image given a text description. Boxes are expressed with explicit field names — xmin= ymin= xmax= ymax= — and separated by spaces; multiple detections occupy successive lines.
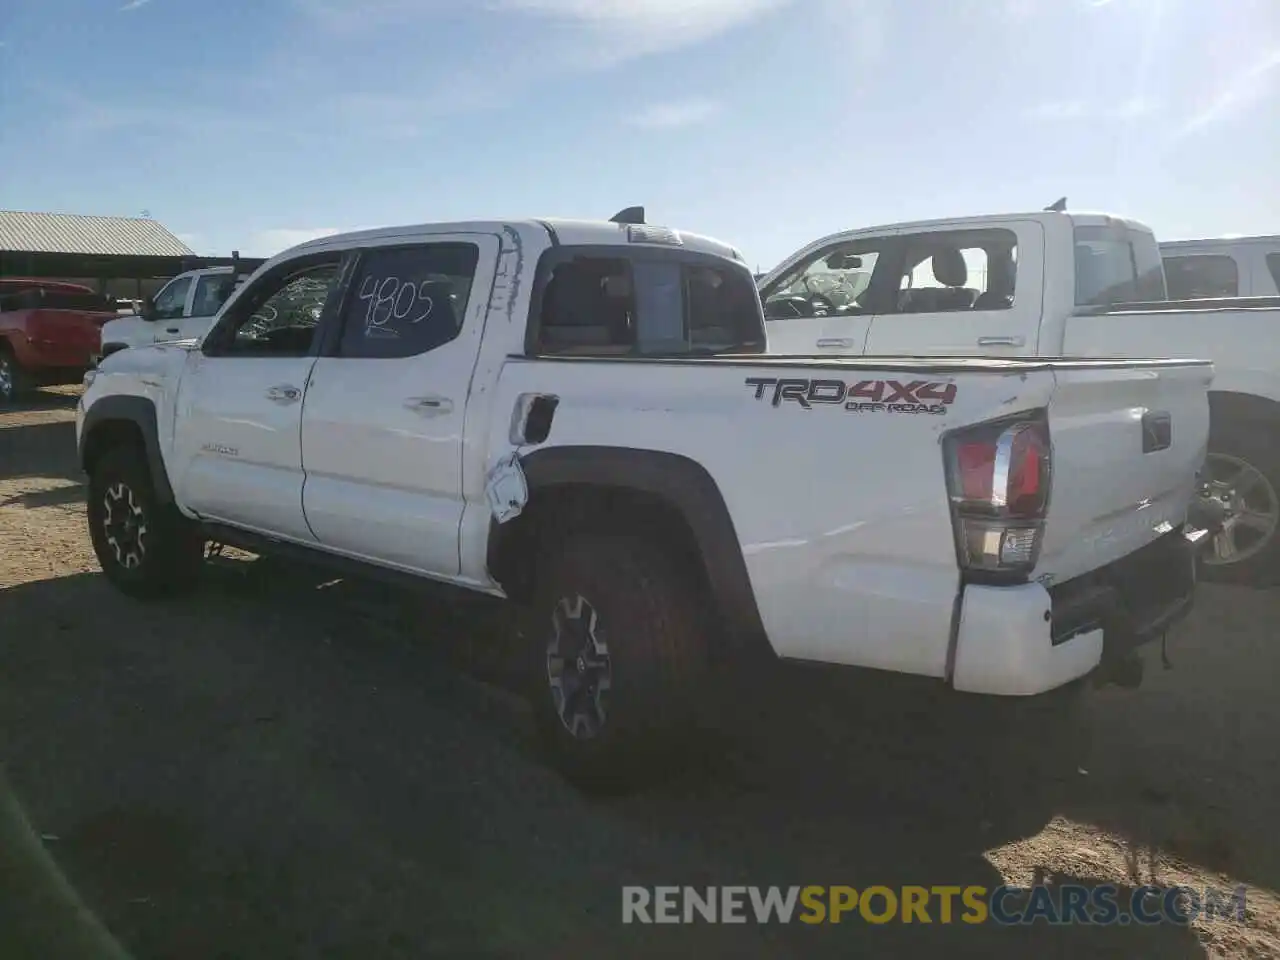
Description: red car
xmin=0 ymin=279 xmax=116 ymax=402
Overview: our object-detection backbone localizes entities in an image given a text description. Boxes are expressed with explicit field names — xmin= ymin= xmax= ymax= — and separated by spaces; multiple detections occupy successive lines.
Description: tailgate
xmin=1035 ymin=360 xmax=1213 ymax=584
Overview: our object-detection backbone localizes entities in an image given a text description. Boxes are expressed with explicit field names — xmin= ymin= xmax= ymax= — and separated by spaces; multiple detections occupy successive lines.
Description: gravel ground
xmin=0 ymin=389 xmax=1277 ymax=959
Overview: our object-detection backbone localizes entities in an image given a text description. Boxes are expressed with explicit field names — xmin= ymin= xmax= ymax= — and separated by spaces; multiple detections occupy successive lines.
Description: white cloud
xmin=120 ymin=0 xmax=152 ymax=10
xmin=628 ymin=98 xmax=721 ymax=129
xmin=1178 ymin=47 xmax=1280 ymax=137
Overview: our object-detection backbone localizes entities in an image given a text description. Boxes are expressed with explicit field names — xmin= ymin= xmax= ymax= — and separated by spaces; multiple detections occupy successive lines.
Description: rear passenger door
xmin=300 ymin=234 xmax=500 ymax=579
xmin=862 ymin=221 xmax=1044 ymax=357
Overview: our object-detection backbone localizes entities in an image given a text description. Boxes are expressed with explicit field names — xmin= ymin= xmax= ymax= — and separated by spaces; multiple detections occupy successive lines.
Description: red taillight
xmin=955 ymin=440 xmax=996 ymax=502
xmin=945 ymin=416 xmax=1053 ymax=577
xmin=1005 ymin=423 xmax=1048 ymax=517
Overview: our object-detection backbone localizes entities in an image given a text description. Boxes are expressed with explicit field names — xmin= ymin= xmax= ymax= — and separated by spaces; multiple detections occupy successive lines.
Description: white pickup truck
xmin=760 ymin=210 xmax=1280 ymax=584
xmin=1161 ymin=234 xmax=1280 ymax=299
xmin=96 ymin=264 xmax=258 ymax=364
xmin=77 ymin=212 xmax=1214 ymax=788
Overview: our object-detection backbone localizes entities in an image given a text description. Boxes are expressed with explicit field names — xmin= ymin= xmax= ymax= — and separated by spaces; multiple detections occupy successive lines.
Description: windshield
xmin=1073 ymin=224 xmax=1167 ymax=306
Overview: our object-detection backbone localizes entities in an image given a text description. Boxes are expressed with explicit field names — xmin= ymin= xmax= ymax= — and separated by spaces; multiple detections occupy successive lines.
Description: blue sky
xmin=1 ymin=0 xmax=1277 ymax=269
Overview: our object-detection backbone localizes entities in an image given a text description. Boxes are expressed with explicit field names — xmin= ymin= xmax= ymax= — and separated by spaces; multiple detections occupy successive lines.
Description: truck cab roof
xmin=285 ymin=218 xmax=748 ymax=265
xmin=790 ymin=210 xmax=1156 ymax=253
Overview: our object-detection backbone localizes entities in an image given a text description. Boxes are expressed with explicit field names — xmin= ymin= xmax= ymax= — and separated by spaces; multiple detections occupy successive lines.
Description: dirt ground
xmin=0 ymin=389 xmax=1278 ymax=959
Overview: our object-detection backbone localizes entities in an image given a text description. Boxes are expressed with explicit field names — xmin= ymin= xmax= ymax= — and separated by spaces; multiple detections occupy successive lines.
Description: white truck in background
xmin=759 ymin=209 xmax=1280 ymax=585
xmin=1161 ymin=235 xmax=1280 ymax=300
xmin=76 ymin=210 xmax=1214 ymax=789
xmin=96 ymin=261 xmax=262 ymax=364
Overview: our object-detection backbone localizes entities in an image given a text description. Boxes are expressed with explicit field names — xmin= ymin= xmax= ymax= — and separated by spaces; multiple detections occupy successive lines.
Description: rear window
xmin=1163 ymin=254 xmax=1239 ymax=300
xmin=1073 ymin=225 xmax=1167 ymax=306
xmin=533 ymin=252 xmax=764 ymax=356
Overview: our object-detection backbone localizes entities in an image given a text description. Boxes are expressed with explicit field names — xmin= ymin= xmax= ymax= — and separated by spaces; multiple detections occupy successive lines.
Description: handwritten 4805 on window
xmin=338 ymin=243 xmax=481 ymax=360
xmin=357 ymin=274 xmax=438 ymax=338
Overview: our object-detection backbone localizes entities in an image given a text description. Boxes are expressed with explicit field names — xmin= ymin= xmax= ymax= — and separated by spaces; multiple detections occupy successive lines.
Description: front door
xmin=300 ymin=234 xmax=500 ymax=579
xmin=148 ymin=273 xmax=194 ymax=344
xmin=862 ymin=221 xmax=1044 ymax=356
xmin=760 ymin=240 xmax=892 ymax=355
xmin=170 ymin=254 xmax=347 ymax=541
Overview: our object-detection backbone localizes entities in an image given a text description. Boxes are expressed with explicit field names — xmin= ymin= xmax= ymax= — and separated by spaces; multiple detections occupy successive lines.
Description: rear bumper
xmin=951 ymin=527 xmax=1201 ymax=696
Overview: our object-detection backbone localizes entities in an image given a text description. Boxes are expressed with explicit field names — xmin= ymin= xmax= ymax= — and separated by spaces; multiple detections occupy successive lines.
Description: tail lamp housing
xmin=943 ymin=414 xmax=1053 ymax=579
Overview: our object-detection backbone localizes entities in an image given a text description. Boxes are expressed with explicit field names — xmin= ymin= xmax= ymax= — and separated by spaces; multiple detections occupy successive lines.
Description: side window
xmin=761 ymin=243 xmax=884 ymax=320
xmin=152 ymin=276 xmax=192 ymax=320
xmin=535 ymin=255 xmax=763 ymax=356
xmin=337 ymin=243 xmax=480 ymax=359
xmin=889 ymin=229 xmax=1018 ymax=314
xmin=1265 ymin=254 xmax=1280 ymax=294
xmin=1163 ymin=255 xmax=1238 ymax=300
xmin=537 ymin=257 xmax=635 ymax=355
xmin=681 ymin=262 xmax=765 ymax=351
xmin=192 ymin=274 xmax=238 ymax=317
xmin=1074 ymin=227 xmax=1167 ymax=305
xmin=207 ymin=259 xmax=342 ymax=357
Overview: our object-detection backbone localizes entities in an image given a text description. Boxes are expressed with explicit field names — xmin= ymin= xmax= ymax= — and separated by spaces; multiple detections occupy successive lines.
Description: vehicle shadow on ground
xmin=0 ymin=560 xmax=1220 ymax=959
xmin=0 ymin=412 xmax=82 ymax=486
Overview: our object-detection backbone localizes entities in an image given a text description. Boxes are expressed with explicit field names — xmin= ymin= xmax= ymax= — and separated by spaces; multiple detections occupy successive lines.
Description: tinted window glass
xmin=337 ymin=243 xmax=479 ymax=359
xmin=1163 ymin=255 xmax=1239 ymax=300
xmin=152 ymin=276 xmax=191 ymax=320
xmin=220 ymin=261 xmax=341 ymax=356
xmin=536 ymin=254 xmax=763 ymax=356
xmin=683 ymin=262 xmax=764 ymax=351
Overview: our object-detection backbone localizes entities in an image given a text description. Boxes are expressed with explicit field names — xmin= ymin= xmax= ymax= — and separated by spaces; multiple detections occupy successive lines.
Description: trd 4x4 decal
xmin=745 ymin=377 xmax=957 ymax=415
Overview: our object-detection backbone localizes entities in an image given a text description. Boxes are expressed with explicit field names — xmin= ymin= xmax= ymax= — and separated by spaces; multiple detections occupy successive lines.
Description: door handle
xmin=265 ymin=384 xmax=301 ymax=403
xmin=816 ymin=338 xmax=855 ymax=349
xmin=404 ymin=395 xmax=454 ymax=415
xmin=165 ymin=327 xmax=180 ymax=334
xmin=977 ymin=336 xmax=1025 ymax=347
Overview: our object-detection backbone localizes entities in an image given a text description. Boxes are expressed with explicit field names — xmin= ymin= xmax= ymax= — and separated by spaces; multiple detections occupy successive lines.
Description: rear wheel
xmin=87 ymin=446 xmax=204 ymax=598
xmin=1198 ymin=421 xmax=1280 ymax=585
xmin=526 ymin=532 xmax=709 ymax=792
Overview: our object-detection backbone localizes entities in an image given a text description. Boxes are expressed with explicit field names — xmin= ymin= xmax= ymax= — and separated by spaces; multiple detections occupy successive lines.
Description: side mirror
xmin=824 ymin=252 xmax=862 ymax=270
xmin=139 ymin=296 xmax=157 ymax=322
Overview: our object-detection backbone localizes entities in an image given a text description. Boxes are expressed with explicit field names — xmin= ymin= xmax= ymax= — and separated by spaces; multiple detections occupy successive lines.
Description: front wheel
xmin=1198 ymin=422 xmax=1280 ymax=586
xmin=526 ymin=532 xmax=709 ymax=793
xmin=86 ymin=446 xmax=204 ymax=598
xmin=0 ymin=350 xmax=31 ymax=404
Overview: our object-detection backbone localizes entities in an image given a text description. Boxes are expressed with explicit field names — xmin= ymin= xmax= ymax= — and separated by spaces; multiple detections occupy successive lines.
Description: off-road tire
xmin=526 ymin=532 xmax=709 ymax=793
xmin=1199 ymin=419 xmax=1280 ymax=587
xmin=86 ymin=445 xmax=204 ymax=598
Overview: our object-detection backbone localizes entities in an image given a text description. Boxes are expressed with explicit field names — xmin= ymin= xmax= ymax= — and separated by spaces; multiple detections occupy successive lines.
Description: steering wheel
xmin=764 ymin=294 xmax=812 ymax=319
xmin=807 ymin=292 xmax=837 ymax=316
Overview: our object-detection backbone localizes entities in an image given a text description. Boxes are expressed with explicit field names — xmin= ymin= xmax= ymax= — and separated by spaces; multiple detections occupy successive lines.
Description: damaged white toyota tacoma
xmin=76 ymin=209 xmax=1217 ymax=787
